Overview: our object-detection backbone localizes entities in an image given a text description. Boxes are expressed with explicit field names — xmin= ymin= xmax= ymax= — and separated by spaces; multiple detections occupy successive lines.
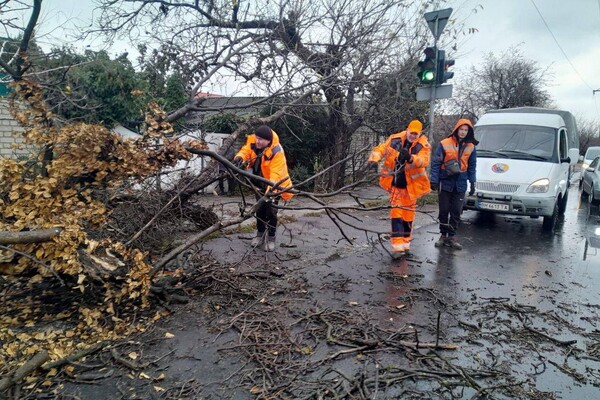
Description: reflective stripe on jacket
xmin=440 ymin=137 xmax=475 ymax=172
xmin=235 ymin=130 xmax=294 ymax=200
xmin=368 ymin=131 xmax=431 ymax=200
xmin=430 ymin=118 xmax=477 ymax=193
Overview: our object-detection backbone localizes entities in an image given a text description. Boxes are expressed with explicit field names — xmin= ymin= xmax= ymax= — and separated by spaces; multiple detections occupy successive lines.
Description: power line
xmin=530 ymin=0 xmax=595 ymax=91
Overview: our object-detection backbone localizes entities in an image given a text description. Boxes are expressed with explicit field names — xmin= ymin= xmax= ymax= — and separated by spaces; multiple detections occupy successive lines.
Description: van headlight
xmin=526 ymin=178 xmax=550 ymax=193
xmin=582 ymin=163 xmax=589 ymax=170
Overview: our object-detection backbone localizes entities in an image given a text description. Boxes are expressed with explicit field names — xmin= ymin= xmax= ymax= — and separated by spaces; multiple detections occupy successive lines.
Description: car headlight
xmin=582 ymin=163 xmax=589 ymax=170
xmin=526 ymin=178 xmax=550 ymax=193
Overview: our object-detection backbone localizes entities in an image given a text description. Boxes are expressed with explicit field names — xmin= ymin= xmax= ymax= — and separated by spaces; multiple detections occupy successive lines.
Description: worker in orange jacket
xmin=233 ymin=125 xmax=293 ymax=252
xmin=367 ymin=120 xmax=431 ymax=259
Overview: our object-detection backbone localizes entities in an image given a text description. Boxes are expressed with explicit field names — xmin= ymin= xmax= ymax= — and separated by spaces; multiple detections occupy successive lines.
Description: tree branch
xmin=0 ymin=228 xmax=62 ymax=244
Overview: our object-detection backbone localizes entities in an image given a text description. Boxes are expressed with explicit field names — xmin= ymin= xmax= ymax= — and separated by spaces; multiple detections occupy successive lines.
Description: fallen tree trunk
xmin=0 ymin=350 xmax=49 ymax=392
xmin=0 ymin=228 xmax=62 ymax=244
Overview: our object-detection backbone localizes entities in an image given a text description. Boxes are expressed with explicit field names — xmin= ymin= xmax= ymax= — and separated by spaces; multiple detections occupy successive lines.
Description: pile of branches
xmin=103 ymin=188 xmax=219 ymax=253
xmin=0 ymin=78 xmax=208 ymax=385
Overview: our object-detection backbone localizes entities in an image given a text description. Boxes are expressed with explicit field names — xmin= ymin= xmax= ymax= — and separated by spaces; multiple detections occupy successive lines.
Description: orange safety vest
xmin=440 ymin=137 xmax=475 ymax=172
xmin=368 ymin=131 xmax=431 ymax=200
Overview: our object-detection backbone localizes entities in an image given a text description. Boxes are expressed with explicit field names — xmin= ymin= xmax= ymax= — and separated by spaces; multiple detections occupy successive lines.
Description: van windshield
xmin=475 ymin=124 xmax=557 ymax=162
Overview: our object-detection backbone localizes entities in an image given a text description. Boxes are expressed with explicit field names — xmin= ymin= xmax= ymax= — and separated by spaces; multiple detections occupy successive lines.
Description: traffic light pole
xmin=428 ymin=78 xmax=436 ymax=144
xmin=422 ymin=8 xmax=452 ymax=144
xmin=427 ymin=37 xmax=438 ymax=144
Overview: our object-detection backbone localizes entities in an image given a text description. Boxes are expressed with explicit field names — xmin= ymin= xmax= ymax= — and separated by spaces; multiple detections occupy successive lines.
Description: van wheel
xmin=591 ymin=191 xmax=600 ymax=206
xmin=542 ymin=200 xmax=559 ymax=231
xmin=581 ymin=186 xmax=589 ymax=200
xmin=558 ymin=191 xmax=568 ymax=215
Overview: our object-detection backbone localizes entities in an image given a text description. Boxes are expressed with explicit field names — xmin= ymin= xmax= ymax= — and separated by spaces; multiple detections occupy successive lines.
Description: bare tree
xmin=0 ymin=0 xmax=41 ymax=80
xmin=93 ymin=0 xmax=445 ymax=189
xmin=578 ymin=117 xmax=600 ymax=153
xmin=449 ymin=47 xmax=553 ymax=118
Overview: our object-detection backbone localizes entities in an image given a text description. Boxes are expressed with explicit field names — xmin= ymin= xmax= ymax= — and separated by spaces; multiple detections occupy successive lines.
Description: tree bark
xmin=0 ymin=228 xmax=62 ymax=244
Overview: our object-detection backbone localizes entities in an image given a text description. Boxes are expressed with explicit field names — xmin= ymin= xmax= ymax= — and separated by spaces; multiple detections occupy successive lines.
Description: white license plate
xmin=479 ymin=201 xmax=510 ymax=211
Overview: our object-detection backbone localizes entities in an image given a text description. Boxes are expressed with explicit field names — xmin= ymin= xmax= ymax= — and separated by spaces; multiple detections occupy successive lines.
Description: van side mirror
xmin=567 ymin=149 xmax=579 ymax=165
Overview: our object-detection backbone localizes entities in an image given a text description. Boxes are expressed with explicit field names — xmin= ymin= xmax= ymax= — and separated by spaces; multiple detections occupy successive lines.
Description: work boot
xmin=445 ymin=237 xmax=463 ymax=250
xmin=434 ymin=234 xmax=447 ymax=248
xmin=264 ymin=236 xmax=276 ymax=252
xmin=251 ymin=233 xmax=265 ymax=247
xmin=391 ymin=251 xmax=406 ymax=260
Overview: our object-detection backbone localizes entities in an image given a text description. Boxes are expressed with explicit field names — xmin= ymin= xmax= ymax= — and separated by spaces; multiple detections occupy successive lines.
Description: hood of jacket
xmin=449 ymin=118 xmax=478 ymax=145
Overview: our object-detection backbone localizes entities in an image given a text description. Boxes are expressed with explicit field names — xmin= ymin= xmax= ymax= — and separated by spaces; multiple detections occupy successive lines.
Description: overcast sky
xmin=450 ymin=0 xmax=600 ymax=124
xmin=34 ymin=0 xmax=600 ymax=124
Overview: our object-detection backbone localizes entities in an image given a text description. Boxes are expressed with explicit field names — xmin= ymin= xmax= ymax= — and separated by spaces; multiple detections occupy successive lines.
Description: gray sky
xmin=449 ymin=0 xmax=600 ymax=123
xmin=34 ymin=0 xmax=600 ymax=124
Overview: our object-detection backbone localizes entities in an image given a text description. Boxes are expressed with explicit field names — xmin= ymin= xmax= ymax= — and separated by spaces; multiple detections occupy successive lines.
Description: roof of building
xmin=194 ymin=92 xmax=225 ymax=99
xmin=186 ymin=96 xmax=267 ymax=124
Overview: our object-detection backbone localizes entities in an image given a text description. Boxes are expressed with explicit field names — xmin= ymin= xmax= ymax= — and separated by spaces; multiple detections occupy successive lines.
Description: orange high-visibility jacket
xmin=440 ymin=118 xmax=476 ymax=172
xmin=368 ymin=131 xmax=431 ymax=200
xmin=235 ymin=130 xmax=294 ymax=201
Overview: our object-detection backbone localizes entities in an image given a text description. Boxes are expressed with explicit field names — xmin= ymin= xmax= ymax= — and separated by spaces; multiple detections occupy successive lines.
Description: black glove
xmin=469 ymin=182 xmax=476 ymax=196
xmin=399 ymin=148 xmax=411 ymax=163
xmin=233 ymin=157 xmax=244 ymax=168
xmin=430 ymin=182 xmax=439 ymax=191
xmin=366 ymin=161 xmax=378 ymax=172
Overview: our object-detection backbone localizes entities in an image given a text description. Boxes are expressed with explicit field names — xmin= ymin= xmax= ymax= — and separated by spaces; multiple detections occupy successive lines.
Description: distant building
xmin=186 ymin=95 xmax=267 ymax=126
xmin=194 ymin=92 xmax=225 ymax=99
xmin=0 ymin=98 xmax=27 ymax=159
xmin=157 ymin=131 xmax=231 ymax=192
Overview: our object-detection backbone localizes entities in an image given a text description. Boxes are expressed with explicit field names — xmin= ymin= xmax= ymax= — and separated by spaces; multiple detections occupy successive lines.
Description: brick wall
xmin=0 ymin=98 xmax=28 ymax=158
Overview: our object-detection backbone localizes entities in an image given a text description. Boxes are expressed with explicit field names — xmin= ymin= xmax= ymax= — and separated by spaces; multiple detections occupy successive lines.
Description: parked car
xmin=581 ymin=156 xmax=600 ymax=206
xmin=580 ymin=146 xmax=600 ymax=187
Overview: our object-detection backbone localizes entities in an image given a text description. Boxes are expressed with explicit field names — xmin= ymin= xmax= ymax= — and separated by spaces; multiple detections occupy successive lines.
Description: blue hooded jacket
xmin=430 ymin=118 xmax=477 ymax=193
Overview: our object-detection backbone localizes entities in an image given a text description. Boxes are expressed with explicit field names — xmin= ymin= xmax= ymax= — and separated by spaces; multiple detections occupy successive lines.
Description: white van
xmin=580 ymin=146 xmax=600 ymax=187
xmin=464 ymin=107 xmax=579 ymax=230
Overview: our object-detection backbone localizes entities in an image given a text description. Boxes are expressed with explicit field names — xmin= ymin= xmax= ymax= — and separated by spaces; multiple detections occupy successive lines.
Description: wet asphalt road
xmin=202 ymin=181 xmax=600 ymax=398
xmin=296 ymin=182 xmax=600 ymax=398
xmin=409 ymin=182 xmax=600 ymax=312
xmin=60 ymin=183 xmax=600 ymax=399
xmin=416 ymin=183 xmax=600 ymax=397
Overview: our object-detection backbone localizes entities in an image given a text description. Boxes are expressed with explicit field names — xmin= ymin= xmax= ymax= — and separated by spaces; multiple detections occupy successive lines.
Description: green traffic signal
xmin=417 ymin=46 xmax=436 ymax=85
xmin=421 ymin=70 xmax=435 ymax=83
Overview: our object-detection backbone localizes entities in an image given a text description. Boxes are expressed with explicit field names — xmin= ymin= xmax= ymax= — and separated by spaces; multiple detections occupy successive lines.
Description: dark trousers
xmin=218 ymin=173 xmax=236 ymax=195
xmin=438 ymin=188 xmax=465 ymax=237
xmin=255 ymin=195 xmax=278 ymax=236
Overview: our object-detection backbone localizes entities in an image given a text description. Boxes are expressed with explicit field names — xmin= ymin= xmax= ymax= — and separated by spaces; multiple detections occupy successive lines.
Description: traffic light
xmin=417 ymin=47 xmax=436 ymax=85
xmin=436 ymin=49 xmax=455 ymax=84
